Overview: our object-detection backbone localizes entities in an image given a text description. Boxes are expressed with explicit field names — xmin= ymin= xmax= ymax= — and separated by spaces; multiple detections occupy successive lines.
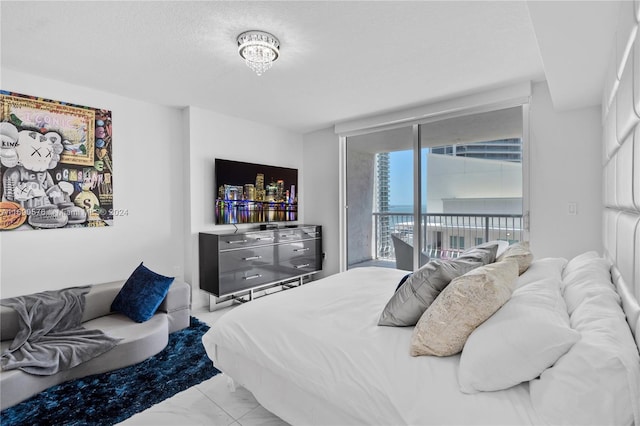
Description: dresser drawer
xmin=219 ymin=267 xmax=280 ymax=296
xmin=299 ymin=226 xmax=321 ymax=239
xmin=218 ymin=231 xmax=276 ymax=250
xmin=278 ymin=239 xmax=316 ymax=261
xmin=275 ymin=227 xmax=320 ymax=242
xmin=219 ymin=246 xmax=275 ymax=273
xmin=277 ymin=240 xmax=320 ymax=273
xmin=275 ymin=229 xmax=304 ymax=243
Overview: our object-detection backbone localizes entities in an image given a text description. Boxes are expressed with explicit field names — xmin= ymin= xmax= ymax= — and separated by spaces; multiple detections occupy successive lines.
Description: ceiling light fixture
xmin=237 ymin=30 xmax=280 ymax=76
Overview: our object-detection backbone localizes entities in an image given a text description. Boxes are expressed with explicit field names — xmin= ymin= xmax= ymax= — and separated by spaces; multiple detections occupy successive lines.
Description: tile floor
xmin=118 ymin=303 xmax=290 ymax=426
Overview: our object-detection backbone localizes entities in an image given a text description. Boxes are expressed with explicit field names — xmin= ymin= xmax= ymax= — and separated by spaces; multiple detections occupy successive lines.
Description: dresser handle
xmin=242 ymin=255 xmax=263 ymax=261
xmin=227 ymin=240 xmax=248 ymax=244
xmin=256 ymin=237 xmax=274 ymax=241
xmin=243 ymin=274 xmax=262 ymax=280
xmin=293 ymin=248 xmax=310 ymax=252
xmin=294 ymin=264 xmax=310 ymax=269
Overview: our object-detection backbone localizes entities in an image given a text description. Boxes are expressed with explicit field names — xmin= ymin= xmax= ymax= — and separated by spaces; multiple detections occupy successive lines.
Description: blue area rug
xmin=1 ymin=317 xmax=220 ymax=426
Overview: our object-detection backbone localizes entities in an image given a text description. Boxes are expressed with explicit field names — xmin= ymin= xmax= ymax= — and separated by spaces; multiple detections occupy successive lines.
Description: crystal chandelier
xmin=237 ymin=30 xmax=280 ymax=76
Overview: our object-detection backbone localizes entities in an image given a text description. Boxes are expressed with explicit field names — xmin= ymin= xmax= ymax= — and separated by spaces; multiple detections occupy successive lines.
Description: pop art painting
xmin=0 ymin=91 xmax=113 ymax=230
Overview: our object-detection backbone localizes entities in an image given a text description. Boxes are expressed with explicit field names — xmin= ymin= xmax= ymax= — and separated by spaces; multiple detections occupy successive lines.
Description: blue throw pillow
xmin=110 ymin=262 xmax=175 ymax=323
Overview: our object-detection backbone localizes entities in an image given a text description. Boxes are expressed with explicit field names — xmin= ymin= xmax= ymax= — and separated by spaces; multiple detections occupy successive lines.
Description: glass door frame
xmin=339 ymin=102 xmax=530 ymax=272
xmin=411 ymin=125 xmax=422 ymax=270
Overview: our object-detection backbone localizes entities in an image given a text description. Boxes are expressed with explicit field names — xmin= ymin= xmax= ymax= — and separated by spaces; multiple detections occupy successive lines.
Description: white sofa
xmin=0 ymin=279 xmax=191 ymax=410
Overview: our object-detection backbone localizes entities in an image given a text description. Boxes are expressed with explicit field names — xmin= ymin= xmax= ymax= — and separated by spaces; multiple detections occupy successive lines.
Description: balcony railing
xmin=373 ymin=212 xmax=524 ymax=261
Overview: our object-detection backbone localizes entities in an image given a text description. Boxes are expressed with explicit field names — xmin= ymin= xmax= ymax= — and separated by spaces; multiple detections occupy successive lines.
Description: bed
xmin=202 ymin=240 xmax=640 ymax=425
xmin=202 ymin=11 xmax=640 ymax=423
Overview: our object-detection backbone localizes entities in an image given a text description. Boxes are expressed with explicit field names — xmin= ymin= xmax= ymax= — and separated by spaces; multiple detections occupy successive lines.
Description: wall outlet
xmin=567 ymin=202 xmax=577 ymax=215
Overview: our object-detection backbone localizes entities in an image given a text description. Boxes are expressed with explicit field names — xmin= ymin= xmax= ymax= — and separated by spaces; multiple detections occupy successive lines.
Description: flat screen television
xmin=215 ymin=158 xmax=298 ymax=225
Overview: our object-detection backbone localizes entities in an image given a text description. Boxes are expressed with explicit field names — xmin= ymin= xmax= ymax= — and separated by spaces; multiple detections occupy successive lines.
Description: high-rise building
xmin=255 ymin=173 xmax=265 ymax=201
xmin=266 ymin=182 xmax=277 ymax=202
xmin=276 ymin=180 xmax=284 ymax=201
xmin=244 ymin=184 xmax=256 ymax=201
xmin=255 ymin=173 xmax=264 ymax=190
xmin=376 ymin=152 xmax=391 ymax=258
xmin=431 ymin=138 xmax=522 ymax=162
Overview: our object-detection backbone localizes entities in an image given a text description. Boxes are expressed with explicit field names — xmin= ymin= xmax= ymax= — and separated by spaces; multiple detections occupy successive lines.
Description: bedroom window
xmin=346 ymin=105 xmax=527 ymax=270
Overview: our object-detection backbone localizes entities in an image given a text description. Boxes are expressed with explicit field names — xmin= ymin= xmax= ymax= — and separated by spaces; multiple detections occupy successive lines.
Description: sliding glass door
xmin=419 ymin=107 xmax=524 ymax=259
xmin=345 ymin=105 xmax=526 ymax=271
xmin=345 ymin=126 xmax=414 ymax=270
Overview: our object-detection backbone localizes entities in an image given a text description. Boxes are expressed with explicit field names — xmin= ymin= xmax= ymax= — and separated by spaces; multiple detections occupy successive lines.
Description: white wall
xmin=0 ymin=69 xmax=185 ymax=298
xmin=303 ymin=82 xmax=603 ymax=270
xmin=528 ymin=81 xmax=602 ymax=259
xmin=0 ymin=72 xmax=603 ymax=299
xmin=0 ymin=72 xmax=307 ymax=302
xmin=185 ymin=106 xmax=303 ymax=307
xmin=301 ymin=128 xmax=341 ymax=277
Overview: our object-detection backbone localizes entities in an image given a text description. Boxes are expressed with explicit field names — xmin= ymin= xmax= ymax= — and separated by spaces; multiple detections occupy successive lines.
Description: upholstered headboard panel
xmin=602 ymin=2 xmax=640 ymax=349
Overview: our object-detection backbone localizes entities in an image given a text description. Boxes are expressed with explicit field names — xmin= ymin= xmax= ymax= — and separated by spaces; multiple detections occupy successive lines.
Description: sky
xmin=388 ymin=149 xmax=428 ymax=207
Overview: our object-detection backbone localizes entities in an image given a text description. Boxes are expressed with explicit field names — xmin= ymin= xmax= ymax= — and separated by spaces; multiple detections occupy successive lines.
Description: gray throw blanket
xmin=1 ymin=286 xmax=121 ymax=376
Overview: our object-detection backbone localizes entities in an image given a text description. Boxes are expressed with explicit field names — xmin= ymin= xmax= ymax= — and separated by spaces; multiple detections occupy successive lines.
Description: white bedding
xmin=202 ymin=267 xmax=542 ymax=425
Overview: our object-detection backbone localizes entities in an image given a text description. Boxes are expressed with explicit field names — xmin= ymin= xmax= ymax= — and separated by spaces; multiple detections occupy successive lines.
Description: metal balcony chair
xmin=391 ymin=233 xmax=430 ymax=271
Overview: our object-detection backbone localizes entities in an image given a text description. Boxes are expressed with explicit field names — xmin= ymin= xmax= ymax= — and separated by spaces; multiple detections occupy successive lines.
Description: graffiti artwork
xmin=0 ymin=91 xmax=113 ymax=230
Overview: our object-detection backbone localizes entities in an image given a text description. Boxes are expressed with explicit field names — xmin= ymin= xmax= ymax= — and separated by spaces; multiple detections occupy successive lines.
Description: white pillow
xmin=515 ymin=257 xmax=567 ymax=288
xmin=458 ymin=277 xmax=579 ymax=393
xmin=561 ymin=251 xmax=614 ymax=314
xmin=492 ymin=240 xmax=510 ymax=258
xmin=496 ymin=241 xmax=533 ymax=275
xmin=562 ymin=250 xmax=606 ymax=277
xmin=410 ymin=260 xmax=517 ymax=357
xmin=530 ymin=253 xmax=640 ymax=426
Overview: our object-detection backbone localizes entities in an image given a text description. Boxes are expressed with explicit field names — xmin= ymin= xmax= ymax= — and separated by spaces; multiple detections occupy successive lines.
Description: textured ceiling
xmin=0 ymin=1 xmax=620 ymax=133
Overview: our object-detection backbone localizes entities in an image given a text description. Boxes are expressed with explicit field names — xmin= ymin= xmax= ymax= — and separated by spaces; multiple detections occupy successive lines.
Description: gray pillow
xmin=378 ymin=242 xmax=499 ymax=327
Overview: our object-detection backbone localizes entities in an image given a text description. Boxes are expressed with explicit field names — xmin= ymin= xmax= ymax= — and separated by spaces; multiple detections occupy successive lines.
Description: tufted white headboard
xmin=602 ymin=1 xmax=640 ymax=349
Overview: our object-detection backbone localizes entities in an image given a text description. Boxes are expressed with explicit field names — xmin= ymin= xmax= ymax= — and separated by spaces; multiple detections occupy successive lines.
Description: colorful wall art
xmin=0 ymin=91 xmax=113 ymax=231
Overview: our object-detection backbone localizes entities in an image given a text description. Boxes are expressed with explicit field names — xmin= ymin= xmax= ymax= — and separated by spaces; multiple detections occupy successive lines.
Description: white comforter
xmin=202 ymin=267 xmax=541 ymax=425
